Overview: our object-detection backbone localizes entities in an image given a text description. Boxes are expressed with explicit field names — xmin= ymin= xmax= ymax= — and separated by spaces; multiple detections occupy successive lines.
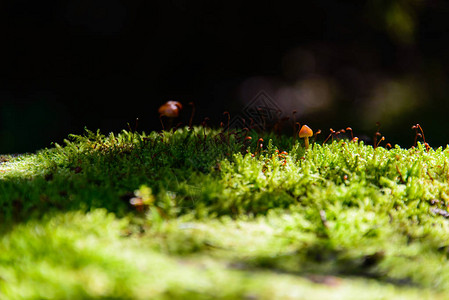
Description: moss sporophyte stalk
xmin=2 ymin=126 xmax=449 ymax=299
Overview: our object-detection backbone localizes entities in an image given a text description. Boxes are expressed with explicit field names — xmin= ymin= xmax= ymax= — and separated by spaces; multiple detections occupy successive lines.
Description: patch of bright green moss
xmin=1 ymin=127 xmax=449 ymax=299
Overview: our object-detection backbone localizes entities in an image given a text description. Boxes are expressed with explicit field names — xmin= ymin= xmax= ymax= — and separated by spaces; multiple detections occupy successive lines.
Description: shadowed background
xmin=1 ymin=0 xmax=449 ymax=153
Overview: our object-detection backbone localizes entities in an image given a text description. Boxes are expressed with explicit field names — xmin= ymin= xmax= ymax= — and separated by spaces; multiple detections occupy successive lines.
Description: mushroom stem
xmin=304 ymin=137 xmax=309 ymax=149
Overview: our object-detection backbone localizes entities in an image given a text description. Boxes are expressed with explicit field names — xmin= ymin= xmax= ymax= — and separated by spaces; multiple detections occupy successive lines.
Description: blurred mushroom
xmin=159 ymin=101 xmax=182 ymax=117
xmin=299 ymin=125 xmax=313 ymax=150
xmin=158 ymin=101 xmax=182 ymax=129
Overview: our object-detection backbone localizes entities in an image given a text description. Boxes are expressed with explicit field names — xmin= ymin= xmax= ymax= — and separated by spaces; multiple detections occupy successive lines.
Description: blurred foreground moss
xmin=1 ymin=127 xmax=449 ymax=299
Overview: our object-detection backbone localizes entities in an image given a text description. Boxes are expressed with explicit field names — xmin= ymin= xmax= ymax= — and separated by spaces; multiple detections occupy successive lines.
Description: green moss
xmin=1 ymin=127 xmax=449 ymax=299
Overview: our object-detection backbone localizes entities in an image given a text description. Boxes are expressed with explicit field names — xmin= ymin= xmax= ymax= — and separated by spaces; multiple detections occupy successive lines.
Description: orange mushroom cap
xmin=298 ymin=125 xmax=313 ymax=138
xmin=158 ymin=101 xmax=182 ymax=118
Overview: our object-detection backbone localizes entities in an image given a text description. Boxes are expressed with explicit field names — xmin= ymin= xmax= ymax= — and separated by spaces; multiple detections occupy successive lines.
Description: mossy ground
xmin=1 ymin=127 xmax=449 ymax=299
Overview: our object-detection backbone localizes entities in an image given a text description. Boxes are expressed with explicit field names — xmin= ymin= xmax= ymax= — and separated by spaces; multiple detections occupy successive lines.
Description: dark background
xmin=1 ymin=0 xmax=449 ymax=153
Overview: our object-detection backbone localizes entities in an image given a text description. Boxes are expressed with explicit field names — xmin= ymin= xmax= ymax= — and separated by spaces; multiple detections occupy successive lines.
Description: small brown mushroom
xmin=158 ymin=101 xmax=182 ymax=130
xmin=158 ymin=101 xmax=182 ymax=118
xmin=299 ymin=125 xmax=313 ymax=150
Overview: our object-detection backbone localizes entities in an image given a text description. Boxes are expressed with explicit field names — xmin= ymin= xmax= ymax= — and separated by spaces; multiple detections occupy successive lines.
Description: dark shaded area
xmin=1 ymin=1 xmax=449 ymax=152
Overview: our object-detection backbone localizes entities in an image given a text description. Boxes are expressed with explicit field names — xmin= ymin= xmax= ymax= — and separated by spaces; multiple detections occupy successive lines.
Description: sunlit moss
xmin=1 ymin=128 xmax=449 ymax=298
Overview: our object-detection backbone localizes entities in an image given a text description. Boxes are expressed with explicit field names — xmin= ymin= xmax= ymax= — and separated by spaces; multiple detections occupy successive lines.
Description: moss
xmin=1 ymin=127 xmax=449 ymax=299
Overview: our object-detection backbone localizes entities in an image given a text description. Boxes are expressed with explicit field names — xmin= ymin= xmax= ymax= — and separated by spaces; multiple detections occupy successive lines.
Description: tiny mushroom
xmin=158 ymin=101 xmax=182 ymax=118
xmin=158 ymin=101 xmax=182 ymax=129
xmin=299 ymin=125 xmax=313 ymax=150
